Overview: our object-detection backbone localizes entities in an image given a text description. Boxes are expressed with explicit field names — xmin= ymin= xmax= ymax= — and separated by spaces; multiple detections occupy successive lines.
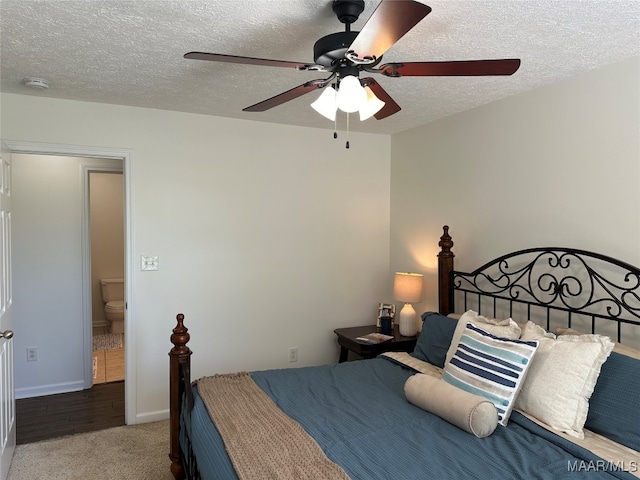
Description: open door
xmin=0 ymin=141 xmax=15 ymax=480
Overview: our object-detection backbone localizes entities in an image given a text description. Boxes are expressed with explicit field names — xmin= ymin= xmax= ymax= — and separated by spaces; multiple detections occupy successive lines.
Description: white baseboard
xmin=133 ymin=409 xmax=169 ymax=425
xmin=16 ymin=380 xmax=85 ymax=399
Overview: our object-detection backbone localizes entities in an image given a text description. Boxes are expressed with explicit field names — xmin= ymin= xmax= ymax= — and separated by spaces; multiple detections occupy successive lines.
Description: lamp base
xmin=398 ymin=303 xmax=418 ymax=337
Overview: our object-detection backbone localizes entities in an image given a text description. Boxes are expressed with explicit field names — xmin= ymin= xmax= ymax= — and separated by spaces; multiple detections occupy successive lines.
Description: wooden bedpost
xmin=169 ymin=313 xmax=192 ymax=480
xmin=438 ymin=225 xmax=455 ymax=315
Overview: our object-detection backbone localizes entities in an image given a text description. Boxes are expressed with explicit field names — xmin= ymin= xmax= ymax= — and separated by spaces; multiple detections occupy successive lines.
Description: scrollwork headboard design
xmin=437 ymin=226 xmax=640 ymax=342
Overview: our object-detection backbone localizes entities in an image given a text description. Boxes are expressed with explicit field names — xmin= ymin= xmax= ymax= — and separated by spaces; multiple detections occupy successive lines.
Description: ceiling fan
xmin=184 ymin=0 xmax=521 ymax=122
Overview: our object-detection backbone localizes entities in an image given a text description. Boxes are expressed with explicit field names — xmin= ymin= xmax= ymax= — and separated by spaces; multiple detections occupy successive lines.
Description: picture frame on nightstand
xmin=376 ymin=303 xmax=396 ymax=328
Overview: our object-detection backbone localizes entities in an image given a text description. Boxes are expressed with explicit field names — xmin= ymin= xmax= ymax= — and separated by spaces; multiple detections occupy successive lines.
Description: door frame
xmin=3 ymin=140 xmax=136 ymax=425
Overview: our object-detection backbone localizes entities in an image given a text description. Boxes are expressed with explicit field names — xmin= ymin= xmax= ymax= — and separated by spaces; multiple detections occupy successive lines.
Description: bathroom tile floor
xmin=16 ymin=381 xmax=125 ymax=444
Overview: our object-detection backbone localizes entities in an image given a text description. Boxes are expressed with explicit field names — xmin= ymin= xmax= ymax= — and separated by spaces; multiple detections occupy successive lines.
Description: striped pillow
xmin=442 ymin=323 xmax=539 ymax=426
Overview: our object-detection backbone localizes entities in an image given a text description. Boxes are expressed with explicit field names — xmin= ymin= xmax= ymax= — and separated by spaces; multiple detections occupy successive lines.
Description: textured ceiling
xmin=1 ymin=0 xmax=639 ymax=135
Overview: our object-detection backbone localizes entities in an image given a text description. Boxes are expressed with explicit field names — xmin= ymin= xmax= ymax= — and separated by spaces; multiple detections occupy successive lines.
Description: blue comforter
xmin=184 ymin=357 xmax=636 ymax=480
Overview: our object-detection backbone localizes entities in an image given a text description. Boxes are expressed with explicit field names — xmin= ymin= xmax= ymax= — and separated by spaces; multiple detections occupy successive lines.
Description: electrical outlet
xmin=27 ymin=347 xmax=38 ymax=362
xmin=288 ymin=347 xmax=298 ymax=363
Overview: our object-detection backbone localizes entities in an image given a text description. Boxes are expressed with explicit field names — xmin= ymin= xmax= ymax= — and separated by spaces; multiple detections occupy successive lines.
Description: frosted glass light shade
xmin=393 ymin=273 xmax=423 ymax=303
xmin=359 ymin=86 xmax=385 ymax=121
xmin=336 ymin=75 xmax=366 ymax=113
xmin=310 ymin=87 xmax=337 ymax=121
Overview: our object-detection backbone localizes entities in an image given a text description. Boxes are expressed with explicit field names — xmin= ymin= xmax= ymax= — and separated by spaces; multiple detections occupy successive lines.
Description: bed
xmin=169 ymin=225 xmax=640 ymax=479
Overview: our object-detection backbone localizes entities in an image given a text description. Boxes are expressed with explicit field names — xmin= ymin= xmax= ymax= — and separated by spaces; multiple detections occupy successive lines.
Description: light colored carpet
xmin=8 ymin=420 xmax=174 ymax=480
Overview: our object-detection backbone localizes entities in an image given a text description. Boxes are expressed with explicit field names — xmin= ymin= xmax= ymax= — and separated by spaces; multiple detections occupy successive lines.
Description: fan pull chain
xmin=333 ymin=114 xmax=338 ymax=139
xmin=345 ymin=113 xmax=350 ymax=149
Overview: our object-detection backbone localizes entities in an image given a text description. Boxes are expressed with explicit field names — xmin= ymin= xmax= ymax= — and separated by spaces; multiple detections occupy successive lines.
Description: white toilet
xmin=100 ymin=278 xmax=125 ymax=334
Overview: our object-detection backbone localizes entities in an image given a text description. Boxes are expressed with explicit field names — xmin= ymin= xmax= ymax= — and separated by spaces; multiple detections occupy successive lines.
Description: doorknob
xmin=1 ymin=330 xmax=13 ymax=339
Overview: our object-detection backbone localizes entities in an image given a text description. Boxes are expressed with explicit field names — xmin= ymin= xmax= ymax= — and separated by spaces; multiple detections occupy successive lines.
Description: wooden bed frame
xmin=168 ymin=225 xmax=640 ymax=479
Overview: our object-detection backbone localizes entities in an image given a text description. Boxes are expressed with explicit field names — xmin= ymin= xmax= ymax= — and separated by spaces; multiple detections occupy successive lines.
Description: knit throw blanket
xmin=197 ymin=372 xmax=351 ymax=480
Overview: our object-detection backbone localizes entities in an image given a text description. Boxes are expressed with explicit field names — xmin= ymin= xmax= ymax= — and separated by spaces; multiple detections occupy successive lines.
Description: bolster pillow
xmin=404 ymin=374 xmax=498 ymax=438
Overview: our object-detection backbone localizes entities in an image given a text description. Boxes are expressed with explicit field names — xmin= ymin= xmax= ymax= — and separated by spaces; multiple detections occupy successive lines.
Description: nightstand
xmin=334 ymin=324 xmax=418 ymax=363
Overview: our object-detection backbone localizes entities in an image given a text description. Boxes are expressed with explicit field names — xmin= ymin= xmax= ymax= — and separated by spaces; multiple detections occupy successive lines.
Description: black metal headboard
xmin=437 ymin=226 xmax=640 ymax=344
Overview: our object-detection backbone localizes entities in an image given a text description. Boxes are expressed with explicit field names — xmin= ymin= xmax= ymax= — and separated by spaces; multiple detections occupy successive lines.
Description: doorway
xmin=4 ymin=141 xmax=135 ymax=426
xmin=13 ymin=154 xmax=124 ymax=396
xmin=88 ymin=169 xmax=125 ymax=388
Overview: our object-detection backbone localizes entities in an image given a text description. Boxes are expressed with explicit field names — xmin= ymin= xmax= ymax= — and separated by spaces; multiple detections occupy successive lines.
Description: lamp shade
xmin=336 ymin=75 xmax=367 ymax=113
xmin=393 ymin=273 xmax=423 ymax=303
xmin=310 ymin=86 xmax=337 ymax=121
xmin=359 ymin=86 xmax=385 ymax=121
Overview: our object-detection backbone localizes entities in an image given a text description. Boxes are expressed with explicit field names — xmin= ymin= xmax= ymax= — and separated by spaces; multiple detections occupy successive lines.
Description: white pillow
xmin=556 ymin=327 xmax=640 ymax=360
xmin=524 ymin=321 xmax=557 ymax=339
xmin=444 ymin=310 xmax=521 ymax=368
xmin=515 ymin=321 xmax=614 ymax=438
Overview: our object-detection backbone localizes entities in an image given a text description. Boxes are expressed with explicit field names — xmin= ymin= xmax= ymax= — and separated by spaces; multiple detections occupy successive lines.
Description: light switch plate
xmin=141 ymin=254 xmax=159 ymax=271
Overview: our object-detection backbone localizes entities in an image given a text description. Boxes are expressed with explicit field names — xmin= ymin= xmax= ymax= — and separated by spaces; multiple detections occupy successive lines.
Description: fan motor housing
xmin=332 ymin=0 xmax=365 ymax=24
xmin=313 ymin=31 xmax=359 ymax=69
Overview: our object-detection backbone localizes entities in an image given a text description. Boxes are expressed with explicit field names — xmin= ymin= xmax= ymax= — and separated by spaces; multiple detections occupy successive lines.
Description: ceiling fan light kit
xmin=184 ymin=0 xmax=521 ymax=147
xmin=310 ymin=82 xmax=385 ymax=122
xmin=309 ymin=62 xmax=385 ymax=123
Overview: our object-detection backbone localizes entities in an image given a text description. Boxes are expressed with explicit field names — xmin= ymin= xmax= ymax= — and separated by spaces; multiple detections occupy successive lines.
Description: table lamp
xmin=393 ymin=272 xmax=423 ymax=336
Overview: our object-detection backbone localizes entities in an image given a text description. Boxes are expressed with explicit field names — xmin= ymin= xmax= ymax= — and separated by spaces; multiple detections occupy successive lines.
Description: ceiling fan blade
xmin=348 ymin=0 xmax=431 ymax=61
xmin=378 ymin=59 xmax=521 ymax=77
xmin=361 ymin=78 xmax=401 ymax=120
xmin=184 ymin=52 xmax=319 ymax=70
xmin=243 ymin=81 xmax=324 ymax=112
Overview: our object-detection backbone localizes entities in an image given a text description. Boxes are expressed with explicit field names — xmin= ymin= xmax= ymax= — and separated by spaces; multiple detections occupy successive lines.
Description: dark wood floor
xmin=16 ymin=381 xmax=125 ymax=444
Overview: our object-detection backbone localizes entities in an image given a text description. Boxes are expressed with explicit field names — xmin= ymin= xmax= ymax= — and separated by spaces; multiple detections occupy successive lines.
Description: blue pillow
xmin=584 ymin=351 xmax=640 ymax=451
xmin=411 ymin=312 xmax=458 ymax=368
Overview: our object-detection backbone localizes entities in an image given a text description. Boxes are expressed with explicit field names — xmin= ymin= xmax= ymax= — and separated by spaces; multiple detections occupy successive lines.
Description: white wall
xmin=390 ymin=58 xmax=640 ymax=333
xmin=1 ymin=95 xmax=391 ymax=420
